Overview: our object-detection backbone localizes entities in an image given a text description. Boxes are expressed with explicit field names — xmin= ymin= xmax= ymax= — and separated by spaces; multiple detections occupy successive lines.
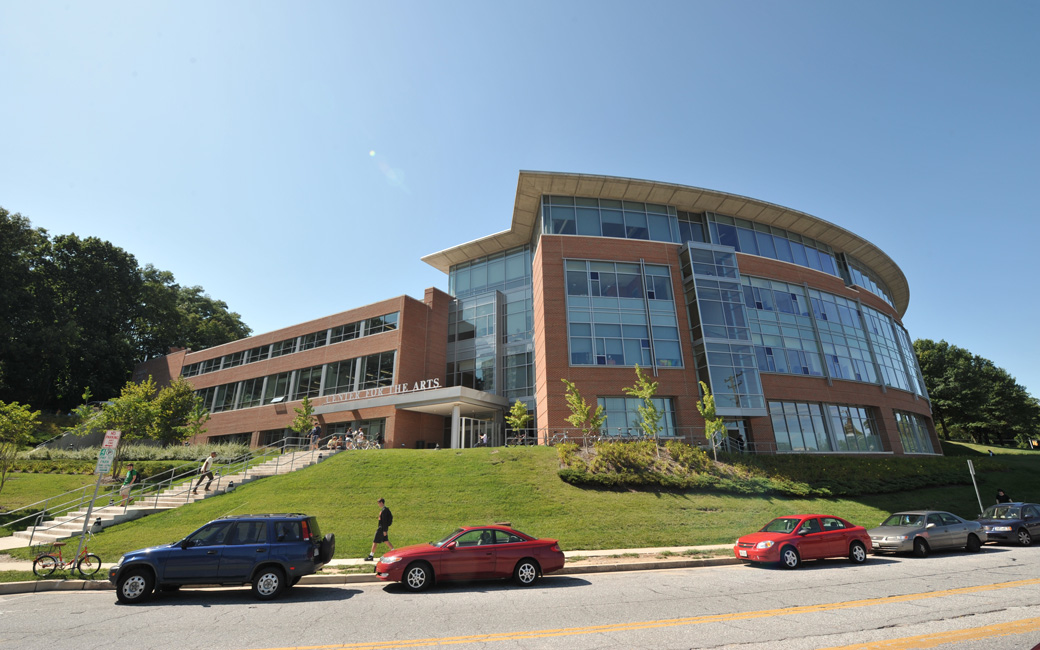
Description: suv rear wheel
xmin=252 ymin=567 xmax=285 ymax=600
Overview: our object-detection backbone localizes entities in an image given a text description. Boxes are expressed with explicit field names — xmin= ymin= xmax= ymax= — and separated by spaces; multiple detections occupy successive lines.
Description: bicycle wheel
xmin=33 ymin=555 xmax=58 ymax=577
xmin=77 ymin=553 xmax=102 ymax=577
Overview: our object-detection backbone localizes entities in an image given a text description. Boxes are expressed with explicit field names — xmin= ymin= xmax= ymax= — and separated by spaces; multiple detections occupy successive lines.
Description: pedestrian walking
xmin=193 ymin=451 xmax=218 ymax=494
xmin=996 ymin=488 xmax=1013 ymax=504
xmin=310 ymin=424 xmax=322 ymax=450
xmin=365 ymin=498 xmax=394 ymax=560
xmin=119 ymin=463 xmax=138 ymax=506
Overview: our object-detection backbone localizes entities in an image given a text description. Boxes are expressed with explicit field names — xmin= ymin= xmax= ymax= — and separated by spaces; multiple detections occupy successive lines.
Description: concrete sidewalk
xmin=0 ymin=544 xmax=739 ymax=594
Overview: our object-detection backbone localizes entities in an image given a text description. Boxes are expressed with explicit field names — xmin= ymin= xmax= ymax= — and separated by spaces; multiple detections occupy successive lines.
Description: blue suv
xmin=108 ymin=513 xmax=334 ymax=603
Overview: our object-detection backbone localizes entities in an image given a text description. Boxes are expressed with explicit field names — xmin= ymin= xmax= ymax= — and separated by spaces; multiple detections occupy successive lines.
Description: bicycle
xmin=32 ymin=532 xmax=102 ymax=578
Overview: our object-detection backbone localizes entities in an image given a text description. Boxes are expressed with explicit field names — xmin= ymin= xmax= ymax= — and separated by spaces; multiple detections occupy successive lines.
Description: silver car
xmin=868 ymin=511 xmax=987 ymax=557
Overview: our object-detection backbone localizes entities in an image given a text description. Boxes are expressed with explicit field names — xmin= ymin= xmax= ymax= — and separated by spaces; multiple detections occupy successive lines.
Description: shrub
xmin=665 ymin=440 xmax=711 ymax=473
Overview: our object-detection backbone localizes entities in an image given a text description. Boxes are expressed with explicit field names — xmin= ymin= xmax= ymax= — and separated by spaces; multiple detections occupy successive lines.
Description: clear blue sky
xmin=2 ymin=2 xmax=1038 ymax=397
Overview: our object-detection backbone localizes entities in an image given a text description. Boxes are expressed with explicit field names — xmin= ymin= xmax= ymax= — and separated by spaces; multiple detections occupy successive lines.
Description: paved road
xmin=2 ymin=546 xmax=1039 ymax=650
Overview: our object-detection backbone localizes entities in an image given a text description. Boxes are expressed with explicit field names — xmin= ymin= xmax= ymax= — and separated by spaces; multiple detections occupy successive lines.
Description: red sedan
xmin=375 ymin=525 xmax=565 ymax=591
xmin=733 ymin=514 xmax=872 ymax=569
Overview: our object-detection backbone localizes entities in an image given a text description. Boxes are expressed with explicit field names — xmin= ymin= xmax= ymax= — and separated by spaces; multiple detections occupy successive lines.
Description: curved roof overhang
xmin=421 ymin=171 xmax=910 ymax=316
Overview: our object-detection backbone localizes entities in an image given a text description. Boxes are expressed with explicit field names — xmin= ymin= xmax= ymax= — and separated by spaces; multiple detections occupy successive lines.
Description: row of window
xmin=194 ymin=351 xmax=396 ymax=413
xmin=540 ymin=194 xmax=895 ymax=309
xmin=182 ymin=313 xmax=399 ymax=378
xmin=738 ymin=276 xmax=926 ymax=398
xmin=768 ymin=401 xmax=934 ymax=454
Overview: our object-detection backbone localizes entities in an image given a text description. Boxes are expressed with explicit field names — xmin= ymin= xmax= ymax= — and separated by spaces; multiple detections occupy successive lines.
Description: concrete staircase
xmin=12 ymin=449 xmax=335 ymax=546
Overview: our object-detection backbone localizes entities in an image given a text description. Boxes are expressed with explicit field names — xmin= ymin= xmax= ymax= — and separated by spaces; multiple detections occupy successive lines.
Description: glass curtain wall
xmin=680 ymin=243 xmax=766 ymax=414
xmin=447 ymin=245 xmax=535 ymax=407
xmin=565 ymin=261 xmax=682 ymax=368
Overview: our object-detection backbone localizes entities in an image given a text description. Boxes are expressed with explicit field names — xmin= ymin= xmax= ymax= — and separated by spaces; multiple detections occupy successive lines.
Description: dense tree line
xmin=0 ymin=207 xmax=251 ymax=411
xmin=914 ymin=338 xmax=1040 ymax=448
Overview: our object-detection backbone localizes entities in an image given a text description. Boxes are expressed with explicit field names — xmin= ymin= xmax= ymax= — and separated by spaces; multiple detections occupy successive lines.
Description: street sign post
xmin=77 ymin=430 xmax=122 ymax=561
xmin=967 ymin=459 xmax=984 ymax=516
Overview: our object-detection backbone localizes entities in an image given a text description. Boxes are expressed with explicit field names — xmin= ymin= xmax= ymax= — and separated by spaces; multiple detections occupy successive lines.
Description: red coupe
xmin=733 ymin=514 xmax=872 ymax=569
xmin=375 ymin=524 xmax=566 ymax=591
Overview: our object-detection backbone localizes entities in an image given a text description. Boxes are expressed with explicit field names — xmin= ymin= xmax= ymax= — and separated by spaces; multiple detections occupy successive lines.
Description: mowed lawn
xmin=6 ymin=443 xmax=1035 ymax=563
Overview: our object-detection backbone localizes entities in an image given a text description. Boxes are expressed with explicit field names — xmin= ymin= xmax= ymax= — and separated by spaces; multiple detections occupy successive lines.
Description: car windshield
xmin=761 ymin=518 xmax=801 ymax=534
xmin=881 ymin=514 xmax=925 ymax=527
xmin=432 ymin=528 xmax=464 ymax=547
xmin=982 ymin=506 xmax=1021 ymax=520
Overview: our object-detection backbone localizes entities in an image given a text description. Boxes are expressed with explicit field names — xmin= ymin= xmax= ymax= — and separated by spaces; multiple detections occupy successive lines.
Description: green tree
xmin=0 ymin=208 xmax=251 ymax=411
xmin=505 ymin=399 xmax=533 ymax=443
xmin=83 ymin=378 xmax=158 ymax=477
xmin=152 ymin=378 xmax=209 ymax=445
xmin=561 ymin=379 xmax=605 ymax=441
xmin=696 ymin=381 xmax=726 ymax=461
xmin=622 ymin=365 xmax=662 ymax=439
xmin=0 ymin=401 xmax=41 ymax=494
xmin=915 ymin=338 xmax=1040 ymax=447
xmin=289 ymin=396 xmax=317 ymax=439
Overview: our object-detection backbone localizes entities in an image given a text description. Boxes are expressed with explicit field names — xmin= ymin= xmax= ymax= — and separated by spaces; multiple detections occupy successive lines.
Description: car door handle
xmin=207 ymin=550 xmax=218 ymax=555
xmin=256 ymin=548 xmax=266 ymax=553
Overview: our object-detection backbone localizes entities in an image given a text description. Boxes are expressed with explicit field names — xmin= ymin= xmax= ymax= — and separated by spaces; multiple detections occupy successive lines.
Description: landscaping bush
xmin=557 ymin=440 xmax=1003 ymax=497
xmin=20 ymin=442 xmax=252 ymax=462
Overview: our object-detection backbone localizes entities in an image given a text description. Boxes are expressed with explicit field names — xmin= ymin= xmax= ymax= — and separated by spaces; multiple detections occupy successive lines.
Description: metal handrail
xmin=14 ymin=436 xmax=335 ymax=544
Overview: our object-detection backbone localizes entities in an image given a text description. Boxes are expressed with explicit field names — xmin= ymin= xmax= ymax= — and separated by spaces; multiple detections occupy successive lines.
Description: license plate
xmin=739 ymin=549 xmax=748 ymax=557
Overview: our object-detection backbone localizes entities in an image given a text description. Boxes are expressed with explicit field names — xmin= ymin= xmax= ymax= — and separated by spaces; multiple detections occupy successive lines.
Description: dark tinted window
xmin=227 ymin=521 xmax=268 ymax=545
xmin=274 ymin=521 xmax=302 ymax=542
xmin=187 ymin=522 xmax=232 ymax=547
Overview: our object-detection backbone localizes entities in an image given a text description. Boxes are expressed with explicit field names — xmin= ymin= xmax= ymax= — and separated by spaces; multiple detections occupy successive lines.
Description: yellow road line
xmin=245 ymin=578 xmax=1040 ymax=650
xmin=818 ymin=616 xmax=1040 ymax=649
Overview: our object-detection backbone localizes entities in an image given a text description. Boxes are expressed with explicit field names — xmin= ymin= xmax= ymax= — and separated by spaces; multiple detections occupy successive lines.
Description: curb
xmin=0 ymin=556 xmax=741 ymax=596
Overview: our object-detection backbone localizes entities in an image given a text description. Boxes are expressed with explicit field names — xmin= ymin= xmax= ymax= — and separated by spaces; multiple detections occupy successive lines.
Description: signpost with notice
xmin=76 ymin=430 xmax=122 ymax=561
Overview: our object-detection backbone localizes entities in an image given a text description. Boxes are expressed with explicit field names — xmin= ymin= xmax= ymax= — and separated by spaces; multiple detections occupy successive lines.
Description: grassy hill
xmin=3 ymin=441 xmax=1036 ymax=563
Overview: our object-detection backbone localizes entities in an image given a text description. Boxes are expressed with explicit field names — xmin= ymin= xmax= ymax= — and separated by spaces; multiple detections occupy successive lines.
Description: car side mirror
xmin=181 ymin=539 xmax=191 ymax=549
xmin=797 ymin=529 xmax=809 ymax=535
xmin=926 ymin=523 xmax=935 ymax=528
xmin=445 ymin=541 xmax=457 ymax=550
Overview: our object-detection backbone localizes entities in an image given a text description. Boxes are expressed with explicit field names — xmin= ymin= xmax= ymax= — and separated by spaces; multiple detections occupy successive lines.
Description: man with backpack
xmin=365 ymin=498 xmax=394 ymax=561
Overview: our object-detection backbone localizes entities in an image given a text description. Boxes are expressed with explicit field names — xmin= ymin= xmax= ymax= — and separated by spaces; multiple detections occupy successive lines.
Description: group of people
xmin=325 ymin=428 xmax=375 ymax=450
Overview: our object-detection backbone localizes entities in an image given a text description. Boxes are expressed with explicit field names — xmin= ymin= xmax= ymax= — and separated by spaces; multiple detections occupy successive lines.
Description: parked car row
xmin=732 ymin=502 xmax=1039 ymax=569
xmin=107 ymin=502 xmax=1039 ymax=603
xmin=107 ymin=515 xmax=564 ymax=603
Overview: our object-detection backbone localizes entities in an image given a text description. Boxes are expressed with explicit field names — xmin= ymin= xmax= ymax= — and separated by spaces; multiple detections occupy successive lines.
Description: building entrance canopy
xmin=313 ymin=386 xmax=509 ymax=448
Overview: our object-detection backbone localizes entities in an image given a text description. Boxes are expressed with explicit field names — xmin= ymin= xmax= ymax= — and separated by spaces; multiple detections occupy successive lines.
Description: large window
xmin=769 ymin=400 xmax=883 ymax=452
xmin=894 ymin=411 xmax=935 ymax=454
xmin=597 ymin=397 xmax=677 ymax=437
xmin=566 ymin=261 xmax=682 ymax=368
xmin=293 ymin=365 xmax=323 ymax=400
xmin=742 ymin=277 xmax=824 ymax=378
xmin=325 ymin=359 xmax=357 ymax=395
xmin=361 ymin=352 xmax=395 ymax=390
xmin=449 ymin=246 xmax=530 ymax=298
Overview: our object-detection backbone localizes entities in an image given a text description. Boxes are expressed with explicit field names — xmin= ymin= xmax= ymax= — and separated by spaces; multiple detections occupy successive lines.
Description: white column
xmin=450 ymin=405 xmax=461 ymax=449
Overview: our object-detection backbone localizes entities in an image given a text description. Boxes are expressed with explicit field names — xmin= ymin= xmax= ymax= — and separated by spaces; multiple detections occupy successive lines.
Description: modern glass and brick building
xmin=135 ymin=171 xmax=938 ymax=455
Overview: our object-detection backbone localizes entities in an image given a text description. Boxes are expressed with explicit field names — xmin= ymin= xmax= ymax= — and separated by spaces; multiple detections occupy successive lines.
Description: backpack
xmin=384 ymin=508 xmax=393 ymax=527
